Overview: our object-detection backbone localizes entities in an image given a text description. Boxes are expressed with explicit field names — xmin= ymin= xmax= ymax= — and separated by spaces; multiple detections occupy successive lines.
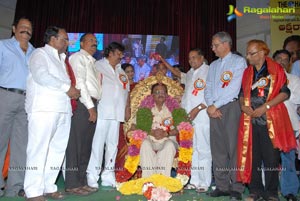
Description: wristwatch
xmin=197 ymin=105 xmax=202 ymax=110
xmin=265 ymin=104 xmax=271 ymax=110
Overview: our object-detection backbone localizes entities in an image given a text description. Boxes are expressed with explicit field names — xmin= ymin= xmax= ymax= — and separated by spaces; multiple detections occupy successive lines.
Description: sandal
xmin=65 ymin=187 xmax=90 ymax=196
xmin=44 ymin=191 xmax=65 ymax=200
xmin=82 ymin=185 xmax=98 ymax=193
xmin=184 ymin=184 xmax=196 ymax=190
xmin=196 ymin=187 xmax=208 ymax=193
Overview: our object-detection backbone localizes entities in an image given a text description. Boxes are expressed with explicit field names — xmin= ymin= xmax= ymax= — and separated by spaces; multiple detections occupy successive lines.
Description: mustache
xmin=20 ymin=31 xmax=32 ymax=37
xmin=91 ymin=44 xmax=97 ymax=47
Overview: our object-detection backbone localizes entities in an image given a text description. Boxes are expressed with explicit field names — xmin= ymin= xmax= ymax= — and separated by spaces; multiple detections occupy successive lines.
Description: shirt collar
xmin=11 ymin=36 xmax=34 ymax=52
xmin=220 ymin=52 xmax=232 ymax=62
xmin=80 ymin=49 xmax=96 ymax=62
xmin=45 ymin=44 xmax=66 ymax=61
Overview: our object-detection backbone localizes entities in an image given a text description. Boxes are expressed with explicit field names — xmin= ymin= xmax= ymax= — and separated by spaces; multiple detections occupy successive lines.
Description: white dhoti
xmin=24 ymin=112 xmax=71 ymax=198
xmin=140 ymin=137 xmax=176 ymax=178
xmin=86 ymin=119 xmax=120 ymax=188
xmin=189 ymin=120 xmax=211 ymax=189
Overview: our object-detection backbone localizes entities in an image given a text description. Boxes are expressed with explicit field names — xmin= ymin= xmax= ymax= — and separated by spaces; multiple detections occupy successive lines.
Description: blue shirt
xmin=291 ymin=60 xmax=300 ymax=78
xmin=0 ymin=37 xmax=34 ymax=90
xmin=204 ymin=52 xmax=247 ymax=108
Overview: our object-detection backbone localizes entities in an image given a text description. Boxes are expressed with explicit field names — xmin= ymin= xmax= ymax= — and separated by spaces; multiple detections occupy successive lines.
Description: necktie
xmin=65 ymin=57 xmax=78 ymax=112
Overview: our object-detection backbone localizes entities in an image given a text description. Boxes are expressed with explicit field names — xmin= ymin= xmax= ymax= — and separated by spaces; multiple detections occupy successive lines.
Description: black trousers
xmin=249 ymin=123 xmax=280 ymax=198
xmin=65 ymin=100 xmax=97 ymax=189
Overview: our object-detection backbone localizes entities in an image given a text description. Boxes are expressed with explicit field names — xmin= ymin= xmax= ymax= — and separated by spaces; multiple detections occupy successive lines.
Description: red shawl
xmin=236 ymin=57 xmax=296 ymax=183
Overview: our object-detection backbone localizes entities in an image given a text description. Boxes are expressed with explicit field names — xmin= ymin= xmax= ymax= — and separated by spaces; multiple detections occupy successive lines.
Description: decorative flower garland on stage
xmin=116 ymin=95 xmax=194 ymax=195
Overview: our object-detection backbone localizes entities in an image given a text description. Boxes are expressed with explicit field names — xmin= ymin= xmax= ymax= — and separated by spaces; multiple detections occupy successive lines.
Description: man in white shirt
xmin=181 ymin=48 xmax=211 ymax=193
xmin=65 ymin=33 xmax=102 ymax=195
xmin=160 ymin=49 xmax=211 ymax=192
xmin=24 ymin=26 xmax=80 ymax=201
xmin=86 ymin=42 xmax=129 ymax=188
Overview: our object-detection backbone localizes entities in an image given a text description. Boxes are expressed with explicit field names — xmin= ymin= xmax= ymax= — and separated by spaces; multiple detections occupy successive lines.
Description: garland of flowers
xmin=116 ymin=95 xmax=194 ymax=193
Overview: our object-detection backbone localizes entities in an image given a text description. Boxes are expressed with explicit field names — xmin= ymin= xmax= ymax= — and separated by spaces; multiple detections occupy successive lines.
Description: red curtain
xmin=14 ymin=0 xmax=236 ymax=70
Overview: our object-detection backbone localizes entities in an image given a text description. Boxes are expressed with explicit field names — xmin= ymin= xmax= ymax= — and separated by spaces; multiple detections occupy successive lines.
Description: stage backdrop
xmin=14 ymin=0 xmax=236 ymax=69
xmin=270 ymin=0 xmax=300 ymax=53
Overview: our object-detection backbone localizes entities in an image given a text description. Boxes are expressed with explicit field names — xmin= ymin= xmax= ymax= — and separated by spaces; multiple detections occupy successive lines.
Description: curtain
xmin=15 ymin=0 xmax=236 ymax=70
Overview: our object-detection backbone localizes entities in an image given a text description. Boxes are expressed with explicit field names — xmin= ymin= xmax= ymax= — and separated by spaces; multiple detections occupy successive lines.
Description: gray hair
xmin=213 ymin=31 xmax=232 ymax=47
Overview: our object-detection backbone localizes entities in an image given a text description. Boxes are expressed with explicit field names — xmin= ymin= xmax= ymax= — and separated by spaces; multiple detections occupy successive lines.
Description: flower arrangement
xmin=116 ymin=94 xmax=194 ymax=192
xmin=119 ymin=174 xmax=182 ymax=195
xmin=142 ymin=182 xmax=172 ymax=201
xmin=117 ymin=129 xmax=148 ymax=183
xmin=176 ymin=122 xmax=194 ymax=185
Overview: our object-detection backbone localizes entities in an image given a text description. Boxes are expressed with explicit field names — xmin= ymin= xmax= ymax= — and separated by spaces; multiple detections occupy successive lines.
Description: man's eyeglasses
xmin=246 ymin=50 xmax=261 ymax=56
xmin=211 ymin=42 xmax=224 ymax=49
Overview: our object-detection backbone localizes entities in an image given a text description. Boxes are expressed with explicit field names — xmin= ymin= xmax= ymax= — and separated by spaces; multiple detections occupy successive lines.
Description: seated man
xmin=116 ymin=73 xmax=192 ymax=186
xmin=138 ymin=83 xmax=178 ymax=178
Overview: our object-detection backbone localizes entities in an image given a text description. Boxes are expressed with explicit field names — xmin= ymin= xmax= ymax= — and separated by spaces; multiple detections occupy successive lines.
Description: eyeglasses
xmin=246 ymin=50 xmax=261 ymax=56
xmin=211 ymin=42 xmax=223 ymax=49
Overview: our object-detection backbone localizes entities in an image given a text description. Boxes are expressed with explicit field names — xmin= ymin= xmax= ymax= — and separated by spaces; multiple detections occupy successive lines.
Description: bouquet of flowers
xmin=142 ymin=182 xmax=172 ymax=201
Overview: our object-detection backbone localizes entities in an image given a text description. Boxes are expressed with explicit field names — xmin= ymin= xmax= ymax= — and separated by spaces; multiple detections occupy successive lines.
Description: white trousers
xmin=24 ymin=112 xmax=71 ymax=198
xmin=86 ymin=119 xmax=120 ymax=188
xmin=190 ymin=121 xmax=212 ymax=189
xmin=140 ymin=138 xmax=176 ymax=178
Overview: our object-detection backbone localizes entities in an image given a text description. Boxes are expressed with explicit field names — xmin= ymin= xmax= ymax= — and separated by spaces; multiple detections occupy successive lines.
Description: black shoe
xmin=285 ymin=194 xmax=298 ymax=201
xmin=206 ymin=188 xmax=230 ymax=197
xmin=230 ymin=191 xmax=242 ymax=200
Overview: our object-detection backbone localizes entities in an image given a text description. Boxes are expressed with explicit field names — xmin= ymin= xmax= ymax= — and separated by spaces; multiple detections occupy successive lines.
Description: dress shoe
xmin=284 ymin=194 xmax=298 ymax=201
xmin=44 ymin=191 xmax=64 ymax=200
xmin=206 ymin=188 xmax=230 ymax=197
xmin=230 ymin=191 xmax=242 ymax=200
xmin=18 ymin=189 xmax=26 ymax=197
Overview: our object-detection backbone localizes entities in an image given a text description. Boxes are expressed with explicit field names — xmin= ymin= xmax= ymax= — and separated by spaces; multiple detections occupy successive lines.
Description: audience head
xmin=121 ymin=63 xmax=135 ymax=82
xmin=137 ymin=56 xmax=147 ymax=67
xmin=12 ymin=17 xmax=33 ymax=42
xmin=188 ymin=48 xmax=205 ymax=70
xmin=124 ymin=52 xmax=133 ymax=64
xmin=283 ymin=35 xmax=300 ymax=62
xmin=211 ymin=31 xmax=232 ymax=58
xmin=80 ymin=33 xmax=98 ymax=56
xmin=246 ymin=39 xmax=269 ymax=67
xmin=44 ymin=26 xmax=69 ymax=54
xmin=151 ymin=64 xmax=158 ymax=76
xmin=272 ymin=49 xmax=291 ymax=71
xmin=172 ymin=64 xmax=183 ymax=82
xmin=156 ymin=62 xmax=168 ymax=76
